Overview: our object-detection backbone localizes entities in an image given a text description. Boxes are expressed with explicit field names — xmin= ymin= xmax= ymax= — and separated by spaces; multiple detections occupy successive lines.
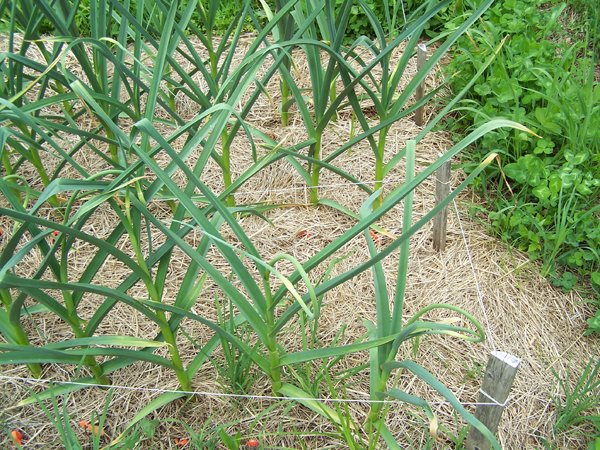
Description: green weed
xmin=0 ymin=1 xmax=530 ymax=448
xmin=552 ymin=359 xmax=600 ymax=445
xmin=444 ymin=0 xmax=600 ymax=312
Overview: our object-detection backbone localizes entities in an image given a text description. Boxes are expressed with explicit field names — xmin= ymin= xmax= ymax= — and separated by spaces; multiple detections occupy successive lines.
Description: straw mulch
xmin=0 ymin=34 xmax=598 ymax=450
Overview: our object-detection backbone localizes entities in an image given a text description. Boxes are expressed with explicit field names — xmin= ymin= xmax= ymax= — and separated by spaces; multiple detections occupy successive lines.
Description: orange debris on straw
xmin=296 ymin=229 xmax=312 ymax=239
xmin=10 ymin=429 xmax=24 ymax=446
xmin=246 ymin=438 xmax=260 ymax=447
xmin=175 ymin=437 xmax=190 ymax=447
xmin=79 ymin=419 xmax=105 ymax=437
xmin=369 ymin=229 xmax=380 ymax=245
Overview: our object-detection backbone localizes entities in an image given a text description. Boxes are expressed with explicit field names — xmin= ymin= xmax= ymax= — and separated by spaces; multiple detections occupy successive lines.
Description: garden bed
xmin=1 ymin=21 xmax=598 ymax=450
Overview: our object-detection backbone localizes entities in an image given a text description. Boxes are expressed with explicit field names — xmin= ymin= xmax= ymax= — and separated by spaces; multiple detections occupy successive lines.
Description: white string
xmin=478 ymin=388 xmax=510 ymax=408
xmin=0 ymin=375 xmax=507 ymax=408
xmin=434 ymin=151 xmax=496 ymax=352
xmin=451 ymin=196 xmax=497 ymax=352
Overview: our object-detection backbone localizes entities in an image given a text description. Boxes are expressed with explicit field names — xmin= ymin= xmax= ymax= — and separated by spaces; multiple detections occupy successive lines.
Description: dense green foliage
xmin=552 ymin=358 xmax=600 ymax=443
xmin=0 ymin=0 xmax=597 ymax=446
xmin=30 ymin=0 xmax=439 ymax=40
xmin=27 ymin=0 xmax=259 ymax=36
xmin=571 ymin=0 xmax=600 ymax=54
xmin=0 ymin=0 xmax=518 ymax=447
xmin=443 ymin=0 xmax=599 ymax=309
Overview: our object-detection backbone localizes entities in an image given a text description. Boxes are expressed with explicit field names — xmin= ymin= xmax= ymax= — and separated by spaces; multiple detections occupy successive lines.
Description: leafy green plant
xmin=569 ymin=0 xmax=600 ymax=55
xmin=23 ymin=387 xmax=288 ymax=449
xmin=444 ymin=0 xmax=600 ymax=307
xmin=356 ymin=140 xmax=497 ymax=448
xmin=586 ymin=310 xmax=600 ymax=337
xmin=268 ymin=0 xmax=362 ymax=204
xmin=210 ymin=293 xmax=260 ymax=395
xmin=349 ymin=0 xmax=494 ymax=209
xmin=0 ymin=0 xmax=321 ymax=387
xmin=552 ymin=359 xmax=600 ymax=443
xmin=257 ymin=0 xmax=295 ymax=127
xmin=33 ymin=389 xmax=114 ymax=449
xmin=0 ymin=1 xmax=534 ymax=448
xmin=1 ymin=116 xmax=524 ymax=449
xmin=270 ymin=0 xmax=500 ymax=212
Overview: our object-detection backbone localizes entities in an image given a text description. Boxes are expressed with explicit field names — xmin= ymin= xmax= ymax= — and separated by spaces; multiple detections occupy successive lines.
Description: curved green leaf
xmin=383 ymin=360 xmax=501 ymax=450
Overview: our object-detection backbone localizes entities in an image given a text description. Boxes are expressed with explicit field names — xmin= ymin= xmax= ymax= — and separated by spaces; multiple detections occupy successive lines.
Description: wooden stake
xmin=465 ymin=351 xmax=521 ymax=450
xmin=432 ymin=159 xmax=451 ymax=251
xmin=414 ymin=43 xmax=428 ymax=126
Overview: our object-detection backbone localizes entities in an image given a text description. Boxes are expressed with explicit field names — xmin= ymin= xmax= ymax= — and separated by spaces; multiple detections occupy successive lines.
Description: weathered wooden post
xmin=465 ymin=351 xmax=521 ymax=450
xmin=432 ymin=159 xmax=451 ymax=251
xmin=414 ymin=43 xmax=428 ymax=126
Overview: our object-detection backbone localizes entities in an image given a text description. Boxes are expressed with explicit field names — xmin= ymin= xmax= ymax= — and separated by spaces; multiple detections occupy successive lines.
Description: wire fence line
xmin=0 ymin=375 xmax=510 ymax=408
